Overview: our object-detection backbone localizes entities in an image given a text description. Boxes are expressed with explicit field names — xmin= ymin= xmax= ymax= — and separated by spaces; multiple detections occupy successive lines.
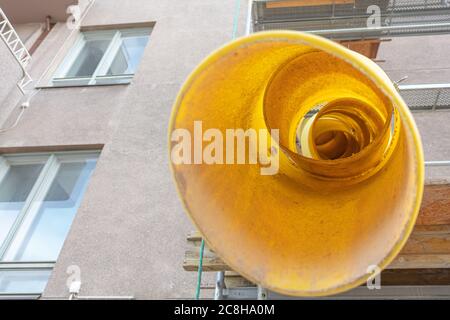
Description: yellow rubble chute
xmin=169 ymin=31 xmax=424 ymax=296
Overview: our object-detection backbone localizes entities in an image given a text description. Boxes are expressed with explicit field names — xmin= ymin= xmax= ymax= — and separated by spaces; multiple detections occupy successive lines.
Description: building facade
xmin=0 ymin=0 xmax=449 ymax=299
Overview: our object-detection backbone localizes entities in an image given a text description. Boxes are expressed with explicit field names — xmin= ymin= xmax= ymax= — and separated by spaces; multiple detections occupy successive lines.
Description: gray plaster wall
xmin=14 ymin=23 xmax=43 ymax=50
xmin=378 ymin=34 xmax=450 ymax=85
xmin=0 ymin=0 xmax=248 ymax=299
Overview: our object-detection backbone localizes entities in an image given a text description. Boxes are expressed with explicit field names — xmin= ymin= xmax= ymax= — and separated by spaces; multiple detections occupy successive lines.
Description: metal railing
xmin=252 ymin=0 xmax=450 ymax=39
xmin=301 ymin=83 xmax=450 ymax=115
xmin=218 ymin=284 xmax=450 ymax=299
xmin=0 ymin=7 xmax=32 ymax=93
xmin=399 ymin=83 xmax=450 ymax=111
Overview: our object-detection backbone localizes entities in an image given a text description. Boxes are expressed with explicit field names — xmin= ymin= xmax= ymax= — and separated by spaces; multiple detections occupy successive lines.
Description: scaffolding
xmin=399 ymin=83 xmax=450 ymax=111
xmin=248 ymin=1 xmax=450 ymax=112
xmin=252 ymin=0 xmax=450 ymax=40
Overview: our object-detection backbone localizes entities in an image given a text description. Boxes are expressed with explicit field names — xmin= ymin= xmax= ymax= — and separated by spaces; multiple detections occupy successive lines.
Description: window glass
xmin=8 ymin=160 xmax=97 ymax=261
xmin=66 ymin=39 xmax=110 ymax=78
xmin=0 ymin=270 xmax=51 ymax=294
xmin=0 ymin=153 xmax=98 ymax=296
xmin=53 ymin=28 xmax=151 ymax=86
xmin=0 ymin=164 xmax=44 ymax=246
xmin=107 ymin=36 xmax=149 ymax=76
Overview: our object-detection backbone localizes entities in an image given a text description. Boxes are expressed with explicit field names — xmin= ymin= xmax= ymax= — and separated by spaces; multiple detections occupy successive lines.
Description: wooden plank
xmin=389 ymin=254 xmax=450 ymax=269
xmin=380 ymin=269 xmax=450 ymax=286
xmin=224 ymin=271 xmax=255 ymax=288
xmin=413 ymin=224 xmax=450 ymax=232
xmin=339 ymin=39 xmax=381 ymax=59
xmin=417 ymin=184 xmax=450 ymax=225
xmin=266 ymin=0 xmax=354 ymax=9
xmin=223 ymin=269 xmax=450 ymax=287
xmin=402 ymin=225 xmax=450 ymax=254
xmin=184 ymin=249 xmax=227 ymax=272
xmin=187 ymin=232 xmax=202 ymax=242
xmin=184 ymin=236 xmax=224 ymax=271
xmin=184 ymin=250 xmax=450 ymax=272
xmin=184 ymin=226 xmax=450 ymax=272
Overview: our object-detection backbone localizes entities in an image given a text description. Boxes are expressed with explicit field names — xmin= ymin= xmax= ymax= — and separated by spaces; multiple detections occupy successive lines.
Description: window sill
xmin=35 ymin=81 xmax=132 ymax=89
xmin=0 ymin=293 xmax=41 ymax=300
xmin=0 ymin=261 xmax=54 ymax=297
xmin=36 ymin=75 xmax=134 ymax=89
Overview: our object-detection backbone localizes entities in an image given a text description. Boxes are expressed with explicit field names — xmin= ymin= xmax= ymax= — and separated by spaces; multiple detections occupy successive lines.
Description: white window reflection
xmin=53 ymin=28 xmax=151 ymax=87
xmin=66 ymin=39 xmax=110 ymax=78
xmin=107 ymin=36 xmax=149 ymax=76
xmin=6 ymin=160 xmax=97 ymax=261
xmin=0 ymin=270 xmax=51 ymax=294
xmin=0 ymin=164 xmax=44 ymax=246
xmin=0 ymin=152 xmax=99 ymax=295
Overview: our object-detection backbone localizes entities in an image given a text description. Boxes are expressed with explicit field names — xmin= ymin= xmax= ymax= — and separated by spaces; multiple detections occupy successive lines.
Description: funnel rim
xmin=168 ymin=30 xmax=424 ymax=297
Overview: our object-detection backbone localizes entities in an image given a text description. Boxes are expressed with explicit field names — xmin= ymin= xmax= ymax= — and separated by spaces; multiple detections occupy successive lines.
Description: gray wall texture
xmin=0 ymin=0 xmax=449 ymax=299
xmin=1 ymin=0 xmax=248 ymax=299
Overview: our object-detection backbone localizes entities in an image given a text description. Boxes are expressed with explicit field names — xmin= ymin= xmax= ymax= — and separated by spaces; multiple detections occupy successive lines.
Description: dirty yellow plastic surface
xmin=169 ymin=31 xmax=424 ymax=296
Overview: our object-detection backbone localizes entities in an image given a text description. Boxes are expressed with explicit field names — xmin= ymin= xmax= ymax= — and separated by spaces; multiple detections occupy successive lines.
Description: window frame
xmin=51 ymin=28 xmax=151 ymax=87
xmin=0 ymin=262 xmax=53 ymax=298
xmin=0 ymin=151 xmax=99 ymax=298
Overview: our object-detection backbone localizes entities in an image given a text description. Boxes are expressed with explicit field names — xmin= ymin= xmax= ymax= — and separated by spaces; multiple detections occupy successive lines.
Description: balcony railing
xmin=252 ymin=0 xmax=450 ymax=39
xmin=399 ymin=83 xmax=450 ymax=111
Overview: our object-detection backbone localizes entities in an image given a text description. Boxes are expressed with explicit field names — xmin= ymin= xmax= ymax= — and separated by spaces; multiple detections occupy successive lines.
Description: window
xmin=0 ymin=151 xmax=99 ymax=297
xmin=52 ymin=28 xmax=151 ymax=87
